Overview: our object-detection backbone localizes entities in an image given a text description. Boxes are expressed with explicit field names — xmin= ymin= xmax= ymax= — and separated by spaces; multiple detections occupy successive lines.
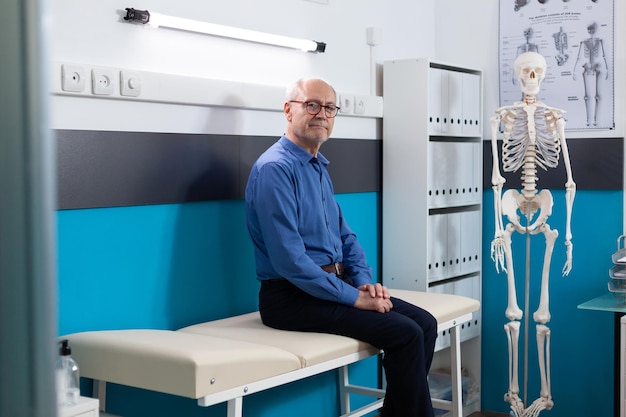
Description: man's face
xmin=285 ymin=79 xmax=336 ymax=153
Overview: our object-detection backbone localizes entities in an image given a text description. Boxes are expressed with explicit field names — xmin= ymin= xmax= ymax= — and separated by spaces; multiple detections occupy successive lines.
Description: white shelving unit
xmin=58 ymin=396 xmax=99 ymax=417
xmin=382 ymin=58 xmax=483 ymax=416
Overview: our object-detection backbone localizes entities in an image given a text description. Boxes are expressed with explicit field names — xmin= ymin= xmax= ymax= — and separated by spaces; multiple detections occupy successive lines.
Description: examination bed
xmin=64 ymin=289 xmax=480 ymax=417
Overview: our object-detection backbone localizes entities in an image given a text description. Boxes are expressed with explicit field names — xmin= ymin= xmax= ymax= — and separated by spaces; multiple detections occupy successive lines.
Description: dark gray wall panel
xmin=238 ymin=136 xmax=277 ymax=199
xmin=322 ymin=139 xmax=382 ymax=194
xmin=483 ymin=137 xmax=623 ymax=190
xmin=57 ymin=130 xmax=239 ymax=209
xmin=56 ymin=130 xmax=381 ymax=210
xmin=237 ymin=136 xmax=381 ymax=196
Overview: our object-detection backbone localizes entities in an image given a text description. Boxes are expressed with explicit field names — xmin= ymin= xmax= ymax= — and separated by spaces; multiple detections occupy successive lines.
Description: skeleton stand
xmin=491 ymin=52 xmax=575 ymax=417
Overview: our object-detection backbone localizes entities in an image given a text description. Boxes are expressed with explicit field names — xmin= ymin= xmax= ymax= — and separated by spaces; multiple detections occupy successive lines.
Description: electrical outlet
xmin=354 ymin=96 xmax=366 ymax=114
xmin=91 ymin=68 xmax=115 ymax=95
xmin=339 ymin=95 xmax=354 ymax=114
xmin=120 ymin=70 xmax=141 ymax=97
xmin=61 ymin=64 xmax=86 ymax=92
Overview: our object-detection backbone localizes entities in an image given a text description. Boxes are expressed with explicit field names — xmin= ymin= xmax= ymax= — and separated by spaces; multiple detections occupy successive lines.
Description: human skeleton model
xmin=490 ymin=52 xmax=576 ymax=417
xmin=552 ymin=27 xmax=569 ymax=67
xmin=572 ymin=22 xmax=608 ymax=127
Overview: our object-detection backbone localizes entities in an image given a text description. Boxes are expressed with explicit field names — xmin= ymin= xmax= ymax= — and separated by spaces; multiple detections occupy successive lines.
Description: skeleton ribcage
xmin=583 ymin=39 xmax=601 ymax=58
xmin=501 ymin=106 xmax=561 ymax=173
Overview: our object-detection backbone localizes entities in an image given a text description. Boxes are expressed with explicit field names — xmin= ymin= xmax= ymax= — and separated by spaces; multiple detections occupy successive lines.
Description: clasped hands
xmin=355 ymin=283 xmax=393 ymax=313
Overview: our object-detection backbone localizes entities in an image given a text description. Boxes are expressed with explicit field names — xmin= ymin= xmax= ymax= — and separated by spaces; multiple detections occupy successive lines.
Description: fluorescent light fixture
xmin=123 ymin=8 xmax=326 ymax=53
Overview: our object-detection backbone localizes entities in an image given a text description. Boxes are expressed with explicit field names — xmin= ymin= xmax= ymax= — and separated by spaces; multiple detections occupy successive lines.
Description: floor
xmin=372 ymin=411 xmax=510 ymax=417
xmin=372 ymin=412 xmax=509 ymax=417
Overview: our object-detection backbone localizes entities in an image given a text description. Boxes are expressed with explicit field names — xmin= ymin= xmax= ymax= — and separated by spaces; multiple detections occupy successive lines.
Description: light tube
xmin=123 ymin=8 xmax=326 ymax=53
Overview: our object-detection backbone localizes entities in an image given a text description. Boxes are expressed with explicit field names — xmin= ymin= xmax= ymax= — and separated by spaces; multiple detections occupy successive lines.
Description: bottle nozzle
xmin=59 ymin=339 xmax=72 ymax=356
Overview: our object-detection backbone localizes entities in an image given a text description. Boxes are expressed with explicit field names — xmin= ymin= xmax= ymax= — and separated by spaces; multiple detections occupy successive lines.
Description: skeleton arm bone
xmin=571 ymin=42 xmax=583 ymax=81
xmin=557 ymin=117 xmax=576 ymax=275
xmin=599 ymin=40 xmax=609 ymax=80
xmin=491 ymin=113 xmax=507 ymax=272
xmin=491 ymin=113 xmax=507 ymax=198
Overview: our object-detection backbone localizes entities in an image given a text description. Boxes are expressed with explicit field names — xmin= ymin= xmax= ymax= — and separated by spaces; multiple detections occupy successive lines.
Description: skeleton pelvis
xmin=502 ymin=189 xmax=554 ymax=233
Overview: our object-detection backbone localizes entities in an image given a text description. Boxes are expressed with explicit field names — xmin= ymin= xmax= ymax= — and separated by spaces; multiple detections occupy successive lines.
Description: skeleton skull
xmin=514 ymin=52 xmax=547 ymax=96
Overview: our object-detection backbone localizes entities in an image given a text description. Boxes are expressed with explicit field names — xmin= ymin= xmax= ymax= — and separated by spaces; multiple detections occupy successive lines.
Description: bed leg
xmin=338 ymin=365 xmax=350 ymax=414
xmin=449 ymin=325 xmax=463 ymax=417
xmin=227 ymin=397 xmax=243 ymax=417
xmin=92 ymin=380 xmax=106 ymax=412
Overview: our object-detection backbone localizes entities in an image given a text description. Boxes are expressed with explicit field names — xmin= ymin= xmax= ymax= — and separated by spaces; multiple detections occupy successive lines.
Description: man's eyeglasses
xmin=289 ymin=100 xmax=340 ymax=118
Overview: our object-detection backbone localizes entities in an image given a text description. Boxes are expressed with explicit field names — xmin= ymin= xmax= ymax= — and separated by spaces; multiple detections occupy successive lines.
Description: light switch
xmin=120 ymin=70 xmax=141 ymax=97
xmin=354 ymin=96 xmax=366 ymax=114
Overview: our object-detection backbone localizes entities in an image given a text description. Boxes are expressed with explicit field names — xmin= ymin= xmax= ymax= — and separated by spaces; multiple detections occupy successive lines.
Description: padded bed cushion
xmin=66 ymin=329 xmax=301 ymax=398
xmin=179 ymin=313 xmax=376 ymax=367
xmin=178 ymin=289 xmax=479 ymax=367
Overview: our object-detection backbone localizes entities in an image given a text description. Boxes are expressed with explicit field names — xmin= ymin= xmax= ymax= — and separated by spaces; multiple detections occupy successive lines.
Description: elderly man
xmin=244 ymin=77 xmax=437 ymax=417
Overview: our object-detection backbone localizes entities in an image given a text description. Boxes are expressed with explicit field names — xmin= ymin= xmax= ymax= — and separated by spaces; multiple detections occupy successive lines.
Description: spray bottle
xmin=56 ymin=339 xmax=80 ymax=406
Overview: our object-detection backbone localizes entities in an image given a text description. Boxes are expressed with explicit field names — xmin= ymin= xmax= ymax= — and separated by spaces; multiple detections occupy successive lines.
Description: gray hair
xmin=285 ymin=78 xmax=336 ymax=101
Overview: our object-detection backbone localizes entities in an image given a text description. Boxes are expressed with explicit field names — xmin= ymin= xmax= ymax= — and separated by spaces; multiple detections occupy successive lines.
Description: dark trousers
xmin=259 ymin=279 xmax=437 ymax=417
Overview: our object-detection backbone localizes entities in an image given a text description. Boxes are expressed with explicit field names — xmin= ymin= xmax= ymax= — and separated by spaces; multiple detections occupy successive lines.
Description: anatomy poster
xmin=499 ymin=0 xmax=615 ymax=130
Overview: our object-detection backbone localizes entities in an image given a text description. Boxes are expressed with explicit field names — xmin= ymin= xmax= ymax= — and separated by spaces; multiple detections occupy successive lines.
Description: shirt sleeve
xmin=251 ymin=162 xmax=361 ymax=306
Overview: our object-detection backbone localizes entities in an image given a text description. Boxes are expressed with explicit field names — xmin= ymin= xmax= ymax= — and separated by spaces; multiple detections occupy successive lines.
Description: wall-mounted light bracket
xmin=124 ymin=8 xmax=150 ymax=24
xmin=123 ymin=8 xmax=326 ymax=53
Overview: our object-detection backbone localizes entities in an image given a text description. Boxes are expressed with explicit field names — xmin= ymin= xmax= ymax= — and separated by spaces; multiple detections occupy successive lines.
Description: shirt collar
xmin=279 ymin=135 xmax=330 ymax=166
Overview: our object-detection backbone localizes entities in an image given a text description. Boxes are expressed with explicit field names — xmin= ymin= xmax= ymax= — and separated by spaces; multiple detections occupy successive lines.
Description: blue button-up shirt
xmin=245 ymin=136 xmax=372 ymax=306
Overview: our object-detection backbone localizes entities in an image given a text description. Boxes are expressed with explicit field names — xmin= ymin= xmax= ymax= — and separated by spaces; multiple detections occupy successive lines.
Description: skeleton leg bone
xmin=505 ymin=313 xmax=554 ymax=417
xmin=505 ymin=321 xmax=525 ymax=417
xmin=536 ymin=324 xmax=553 ymax=410
xmin=582 ymin=68 xmax=599 ymax=127
xmin=593 ymin=71 xmax=600 ymax=126
xmin=533 ymin=222 xmax=557 ymax=324
xmin=501 ymin=190 xmax=526 ymax=321
xmin=582 ymin=70 xmax=590 ymax=126
xmin=520 ymin=325 xmax=553 ymax=417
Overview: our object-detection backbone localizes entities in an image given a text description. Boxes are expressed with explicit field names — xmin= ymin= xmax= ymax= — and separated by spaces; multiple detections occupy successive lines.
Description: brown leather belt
xmin=321 ymin=262 xmax=344 ymax=276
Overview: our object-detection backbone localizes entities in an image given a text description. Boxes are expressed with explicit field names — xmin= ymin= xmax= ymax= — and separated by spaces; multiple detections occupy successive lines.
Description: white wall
xmin=49 ymin=0 xmax=436 ymax=137
xmin=49 ymin=0 xmax=625 ymax=138
xmin=50 ymin=0 xmax=434 ymax=92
